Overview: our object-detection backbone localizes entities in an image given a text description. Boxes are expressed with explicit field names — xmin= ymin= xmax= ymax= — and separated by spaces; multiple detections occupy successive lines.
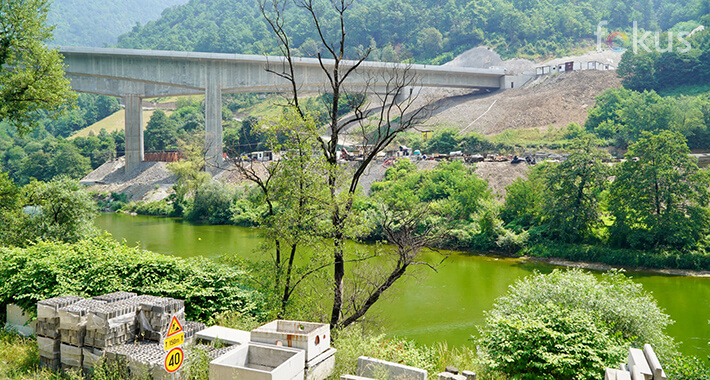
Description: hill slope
xmin=114 ymin=0 xmax=703 ymax=62
xmin=48 ymin=0 xmax=189 ymax=47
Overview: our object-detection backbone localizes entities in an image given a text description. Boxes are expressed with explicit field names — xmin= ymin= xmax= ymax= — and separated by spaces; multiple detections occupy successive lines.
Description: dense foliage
xmin=501 ymin=132 xmax=710 ymax=262
xmin=0 ymin=236 xmax=262 ymax=322
xmin=585 ymin=87 xmax=710 ymax=149
xmin=479 ymin=269 xmax=675 ymax=380
xmin=609 ymin=131 xmax=710 ymax=249
xmin=0 ymin=176 xmax=97 ymax=247
xmin=48 ymin=0 xmax=189 ymax=47
xmin=0 ymin=0 xmax=76 ymax=134
xmin=617 ymin=23 xmax=710 ymax=93
xmin=116 ymin=0 xmax=707 ymax=61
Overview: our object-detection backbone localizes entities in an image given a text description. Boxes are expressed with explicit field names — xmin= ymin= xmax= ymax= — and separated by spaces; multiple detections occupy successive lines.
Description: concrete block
xmin=59 ymin=298 xmax=107 ymax=347
xmin=60 ymin=343 xmax=83 ymax=367
xmin=630 ymin=364 xmax=644 ymax=380
xmin=209 ymin=342 xmax=306 ymax=380
xmin=628 ymin=348 xmax=653 ymax=380
xmin=252 ymin=320 xmax=330 ymax=361
xmin=461 ymin=370 xmax=476 ymax=380
xmin=341 ymin=376 xmax=376 ymax=380
xmin=136 ymin=295 xmax=185 ymax=341
xmin=438 ymin=372 xmax=466 ymax=380
xmin=357 ymin=356 xmax=427 ymax=380
xmin=39 ymin=356 xmax=60 ymax=371
xmin=82 ymin=347 xmax=104 ymax=371
xmin=37 ymin=296 xmax=83 ymax=338
xmin=606 ymin=369 xmax=632 ymax=380
xmin=196 ymin=325 xmax=250 ymax=346
xmin=306 ymin=347 xmax=336 ymax=380
xmin=37 ymin=336 xmax=61 ymax=359
xmin=642 ymin=344 xmax=667 ymax=380
xmin=6 ymin=304 xmax=34 ymax=336
xmin=93 ymin=291 xmax=137 ymax=303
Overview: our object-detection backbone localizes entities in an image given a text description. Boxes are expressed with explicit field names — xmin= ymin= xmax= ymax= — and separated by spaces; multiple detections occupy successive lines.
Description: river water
xmin=97 ymin=213 xmax=710 ymax=358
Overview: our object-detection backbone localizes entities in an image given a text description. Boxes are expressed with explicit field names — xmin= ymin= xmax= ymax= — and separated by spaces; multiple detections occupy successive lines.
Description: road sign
xmin=167 ymin=316 xmax=183 ymax=337
xmin=164 ymin=347 xmax=184 ymax=373
xmin=164 ymin=332 xmax=185 ymax=351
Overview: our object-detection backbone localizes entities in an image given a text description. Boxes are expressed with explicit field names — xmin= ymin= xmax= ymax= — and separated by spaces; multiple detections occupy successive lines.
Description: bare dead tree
xmin=339 ymin=203 xmax=449 ymax=327
xmin=260 ymin=0 xmax=436 ymax=329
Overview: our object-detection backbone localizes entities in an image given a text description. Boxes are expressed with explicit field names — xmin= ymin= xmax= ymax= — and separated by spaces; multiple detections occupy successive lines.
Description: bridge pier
xmin=124 ymin=94 xmax=144 ymax=173
xmin=205 ymin=69 xmax=223 ymax=172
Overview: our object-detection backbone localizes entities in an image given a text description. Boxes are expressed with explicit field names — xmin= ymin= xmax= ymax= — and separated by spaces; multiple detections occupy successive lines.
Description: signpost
xmin=163 ymin=315 xmax=185 ymax=374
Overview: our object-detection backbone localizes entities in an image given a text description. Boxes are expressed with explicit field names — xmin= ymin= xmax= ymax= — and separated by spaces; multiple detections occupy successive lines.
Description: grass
xmin=0 ymin=329 xmax=64 ymax=380
xmin=659 ymin=83 xmax=710 ymax=97
xmin=489 ymin=125 xmax=574 ymax=150
xmin=330 ymin=326 xmax=507 ymax=379
xmin=69 ymin=109 xmax=173 ymax=139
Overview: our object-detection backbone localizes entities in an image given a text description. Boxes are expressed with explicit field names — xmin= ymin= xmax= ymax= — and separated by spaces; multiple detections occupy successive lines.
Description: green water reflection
xmin=96 ymin=213 xmax=710 ymax=358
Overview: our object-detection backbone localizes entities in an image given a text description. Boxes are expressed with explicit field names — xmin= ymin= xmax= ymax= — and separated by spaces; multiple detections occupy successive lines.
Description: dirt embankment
xmin=420 ymin=70 xmax=621 ymax=136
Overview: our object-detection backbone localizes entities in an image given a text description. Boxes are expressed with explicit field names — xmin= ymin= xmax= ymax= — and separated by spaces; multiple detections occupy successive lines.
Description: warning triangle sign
xmin=167 ymin=316 xmax=183 ymax=337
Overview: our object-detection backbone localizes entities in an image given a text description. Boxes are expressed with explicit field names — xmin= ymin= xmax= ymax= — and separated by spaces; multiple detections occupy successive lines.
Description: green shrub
xmin=186 ymin=181 xmax=236 ymax=224
xmin=665 ymin=353 xmax=710 ymax=380
xmin=122 ymin=199 xmax=172 ymax=216
xmin=479 ymin=269 xmax=675 ymax=380
xmin=0 ymin=236 xmax=263 ymax=322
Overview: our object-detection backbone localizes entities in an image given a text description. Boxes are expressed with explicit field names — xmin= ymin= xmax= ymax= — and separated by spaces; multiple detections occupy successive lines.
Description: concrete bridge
xmin=58 ymin=46 xmax=507 ymax=171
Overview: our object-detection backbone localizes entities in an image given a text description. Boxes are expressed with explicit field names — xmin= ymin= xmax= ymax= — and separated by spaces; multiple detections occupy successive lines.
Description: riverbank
xmin=526 ymin=256 xmax=710 ymax=278
xmin=95 ymin=213 xmax=710 ymax=358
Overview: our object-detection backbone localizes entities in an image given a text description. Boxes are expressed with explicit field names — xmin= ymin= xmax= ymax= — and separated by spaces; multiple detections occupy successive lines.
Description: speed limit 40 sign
xmin=165 ymin=347 xmax=184 ymax=373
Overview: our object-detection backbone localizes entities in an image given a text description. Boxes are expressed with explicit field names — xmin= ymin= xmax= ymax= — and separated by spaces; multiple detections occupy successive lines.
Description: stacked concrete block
xmin=183 ymin=320 xmax=207 ymax=344
xmin=37 ymin=335 xmax=62 ymax=371
xmin=85 ymin=297 xmax=142 ymax=349
xmin=58 ymin=298 xmax=107 ymax=347
xmin=105 ymin=340 xmax=165 ymax=379
xmin=36 ymin=296 xmax=83 ymax=338
xmin=93 ymin=291 xmax=137 ymax=303
xmin=36 ymin=296 xmax=84 ymax=371
xmin=60 ymin=343 xmax=83 ymax=371
xmin=82 ymin=346 xmax=104 ymax=372
xmin=137 ymin=296 xmax=185 ymax=341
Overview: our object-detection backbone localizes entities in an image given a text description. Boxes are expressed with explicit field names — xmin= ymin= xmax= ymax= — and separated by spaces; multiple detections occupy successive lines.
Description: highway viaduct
xmin=58 ymin=46 xmax=508 ymax=172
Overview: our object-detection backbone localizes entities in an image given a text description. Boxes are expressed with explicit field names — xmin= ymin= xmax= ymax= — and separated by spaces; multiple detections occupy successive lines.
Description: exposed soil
xmin=419 ymin=69 xmax=621 ymax=136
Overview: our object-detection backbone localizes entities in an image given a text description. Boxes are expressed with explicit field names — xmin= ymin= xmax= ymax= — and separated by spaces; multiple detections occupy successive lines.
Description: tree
xmin=260 ymin=0 xmax=432 ymax=329
xmin=340 ymin=160 xmax=490 ymax=326
xmin=617 ymin=51 xmax=658 ymax=92
xmin=232 ymin=110 xmax=331 ymax=318
xmin=540 ymin=137 xmax=609 ymax=243
xmin=7 ymin=177 xmax=97 ymax=246
xmin=479 ymin=269 xmax=675 ymax=380
xmin=500 ymin=165 xmax=546 ymax=230
xmin=0 ymin=171 xmax=21 ymax=245
xmin=145 ymin=110 xmax=178 ymax=152
xmin=0 ymin=0 xmax=76 ymax=135
xmin=608 ymin=131 xmax=710 ymax=249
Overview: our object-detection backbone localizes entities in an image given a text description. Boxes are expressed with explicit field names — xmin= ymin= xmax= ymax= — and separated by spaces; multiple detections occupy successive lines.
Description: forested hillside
xmin=48 ymin=0 xmax=189 ymax=47
xmin=116 ymin=0 xmax=707 ymax=61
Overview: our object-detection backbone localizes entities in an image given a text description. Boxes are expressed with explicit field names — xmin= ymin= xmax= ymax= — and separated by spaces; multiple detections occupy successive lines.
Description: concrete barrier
xmin=357 ymin=356 xmax=427 ymax=380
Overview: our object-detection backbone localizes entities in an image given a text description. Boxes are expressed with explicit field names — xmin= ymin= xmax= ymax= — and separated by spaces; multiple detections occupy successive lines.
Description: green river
xmin=97 ymin=213 xmax=710 ymax=358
